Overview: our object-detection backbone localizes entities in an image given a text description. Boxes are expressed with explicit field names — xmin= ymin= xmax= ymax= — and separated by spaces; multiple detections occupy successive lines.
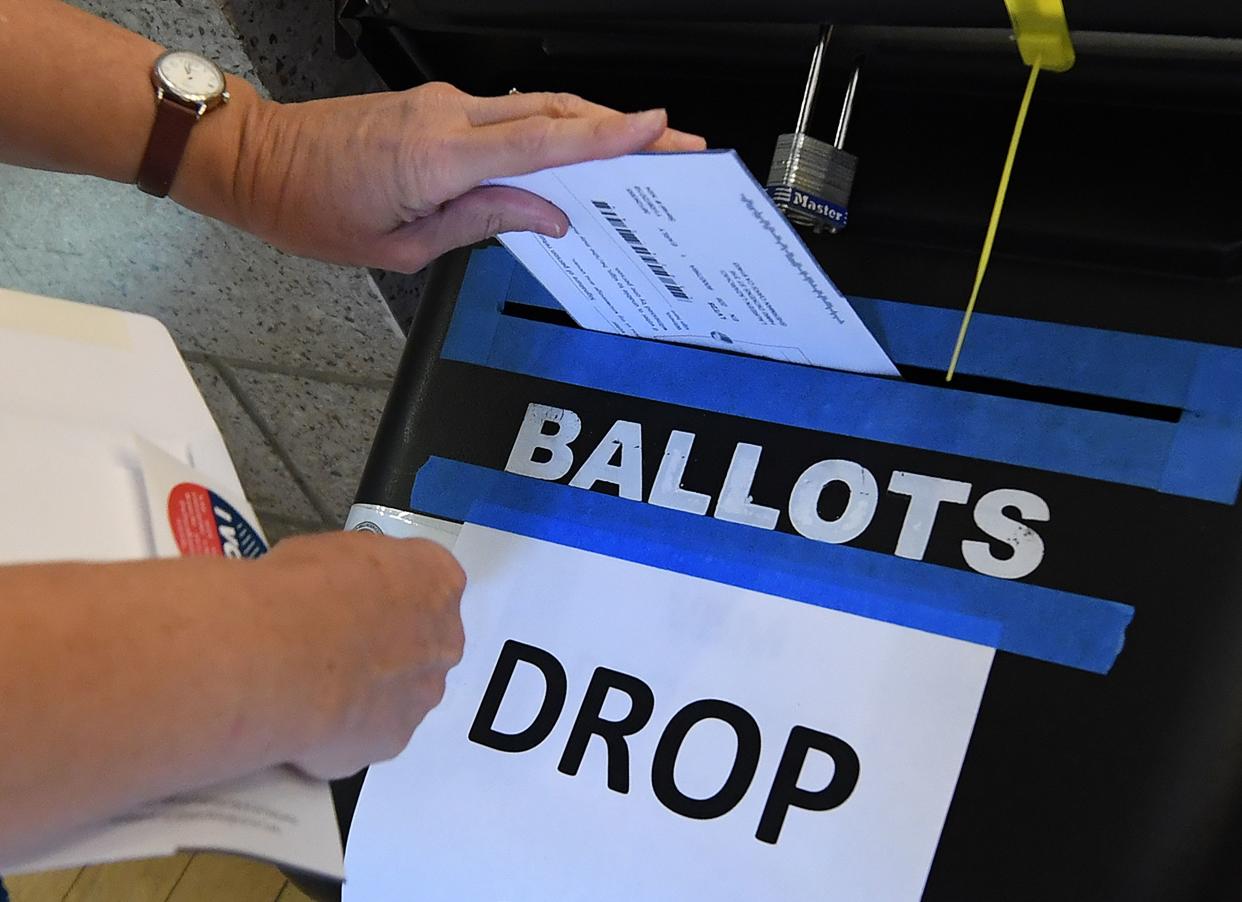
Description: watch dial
xmin=157 ymin=51 xmax=224 ymax=99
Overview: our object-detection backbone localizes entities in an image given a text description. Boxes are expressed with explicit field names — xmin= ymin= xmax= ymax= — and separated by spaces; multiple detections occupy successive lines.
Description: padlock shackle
xmin=834 ymin=60 xmax=862 ymax=150
xmin=794 ymin=25 xmax=832 ymax=136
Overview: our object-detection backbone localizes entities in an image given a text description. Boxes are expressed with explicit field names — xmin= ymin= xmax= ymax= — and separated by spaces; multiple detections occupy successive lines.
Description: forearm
xmin=0 ymin=1 xmax=707 ymax=273
xmin=0 ymin=554 xmax=322 ymax=865
xmin=0 ymin=0 xmax=267 ymax=224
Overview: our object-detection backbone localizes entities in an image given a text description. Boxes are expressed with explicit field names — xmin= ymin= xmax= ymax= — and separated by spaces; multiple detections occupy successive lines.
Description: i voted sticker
xmin=167 ymin=482 xmax=268 ymax=558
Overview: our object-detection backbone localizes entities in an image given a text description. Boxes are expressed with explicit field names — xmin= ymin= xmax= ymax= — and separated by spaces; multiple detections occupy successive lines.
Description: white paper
xmin=0 ymin=286 xmax=245 ymax=498
xmin=345 ymin=524 xmax=992 ymax=901
xmin=488 ymin=150 xmax=898 ymax=376
xmin=11 ymin=768 xmax=343 ymax=880
xmin=0 ymin=414 xmax=157 ymax=564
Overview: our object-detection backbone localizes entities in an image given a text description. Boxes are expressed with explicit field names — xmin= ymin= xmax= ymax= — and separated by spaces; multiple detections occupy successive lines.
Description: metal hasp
xmin=766 ymin=26 xmax=861 ymax=234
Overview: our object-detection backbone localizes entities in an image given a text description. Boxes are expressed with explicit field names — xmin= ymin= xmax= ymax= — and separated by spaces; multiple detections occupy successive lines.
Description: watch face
xmin=155 ymin=51 xmax=225 ymax=103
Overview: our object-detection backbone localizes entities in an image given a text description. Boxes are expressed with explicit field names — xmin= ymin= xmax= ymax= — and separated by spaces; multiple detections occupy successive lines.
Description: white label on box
xmin=345 ymin=524 xmax=992 ymax=901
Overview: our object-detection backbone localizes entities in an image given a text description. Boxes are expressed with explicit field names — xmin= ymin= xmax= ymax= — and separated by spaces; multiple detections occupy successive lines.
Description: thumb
xmin=374 ymin=185 xmax=568 ymax=273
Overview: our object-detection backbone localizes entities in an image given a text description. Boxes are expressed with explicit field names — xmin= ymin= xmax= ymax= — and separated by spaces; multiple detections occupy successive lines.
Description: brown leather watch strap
xmin=136 ymin=96 xmax=200 ymax=198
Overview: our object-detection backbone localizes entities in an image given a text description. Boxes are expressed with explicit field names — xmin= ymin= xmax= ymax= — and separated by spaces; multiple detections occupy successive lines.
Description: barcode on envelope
xmin=592 ymin=200 xmax=689 ymax=300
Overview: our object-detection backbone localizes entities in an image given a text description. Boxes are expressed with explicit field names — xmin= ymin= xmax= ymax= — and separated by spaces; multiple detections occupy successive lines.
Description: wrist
xmin=249 ymin=539 xmax=362 ymax=770
xmin=167 ymin=73 xmax=276 ymax=230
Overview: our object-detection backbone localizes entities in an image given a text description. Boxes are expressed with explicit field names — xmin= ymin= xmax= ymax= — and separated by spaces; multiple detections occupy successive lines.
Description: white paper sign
xmin=345 ymin=524 xmax=992 ymax=901
xmin=487 ymin=151 xmax=899 ymax=376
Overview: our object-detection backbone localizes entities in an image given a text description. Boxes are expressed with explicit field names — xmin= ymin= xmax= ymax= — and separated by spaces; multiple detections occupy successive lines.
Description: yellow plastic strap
xmin=945 ymin=60 xmax=1041 ymax=382
xmin=1004 ymin=0 xmax=1075 ymax=72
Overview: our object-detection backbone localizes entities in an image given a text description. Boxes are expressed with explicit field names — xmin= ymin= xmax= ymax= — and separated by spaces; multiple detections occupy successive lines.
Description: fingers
xmin=374 ymin=185 xmax=570 ymax=273
xmin=467 ymin=92 xmax=706 ymax=152
xmin=434 ymin=108 xmax=669 ymax=201
xmin=467 ymin=90 xmax=619 ymax=126
xmin=274 ymin=530 xmax=468 ymax=781
xmin=648 ymin=127 xmax=707 ymax=152
xmin=378 ymin=86 xmax=705 ymax=269
xmin=466 ymin=90 xmax=710 ymax=156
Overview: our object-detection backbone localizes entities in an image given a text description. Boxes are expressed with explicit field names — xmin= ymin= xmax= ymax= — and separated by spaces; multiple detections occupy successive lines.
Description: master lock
xmin=766 ymin=26 xmax=861 ymax=234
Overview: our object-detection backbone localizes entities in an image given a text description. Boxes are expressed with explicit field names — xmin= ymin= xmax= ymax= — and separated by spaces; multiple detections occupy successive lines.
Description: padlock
xmin=766 ymin=27 xmax=861 ymax=234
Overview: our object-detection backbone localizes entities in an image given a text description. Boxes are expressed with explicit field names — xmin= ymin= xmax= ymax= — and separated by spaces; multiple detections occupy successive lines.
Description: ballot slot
xmin=430 ymin=240 xmax=1242 ymax=512
xmin=495 ymin=298 xmax=1186 ymax=424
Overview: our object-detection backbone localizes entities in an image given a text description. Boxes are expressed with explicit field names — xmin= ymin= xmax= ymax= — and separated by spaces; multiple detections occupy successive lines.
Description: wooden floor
xmin=7 ymin=853 xmax=315 ymax=902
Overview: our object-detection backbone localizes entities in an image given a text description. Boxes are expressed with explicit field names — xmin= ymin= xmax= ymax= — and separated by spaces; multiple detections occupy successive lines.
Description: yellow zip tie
xmin=1005 ymin=0 xmax=1075 ymax=72
xmin=945 ymin=59 xmax=1041 ymax=382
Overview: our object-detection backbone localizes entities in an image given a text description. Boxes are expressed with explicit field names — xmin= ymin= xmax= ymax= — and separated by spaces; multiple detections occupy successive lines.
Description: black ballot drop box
xmin=325 ymin=8 xmax=1242 ymax=901
xmin=332 ymin=245 xmax=1242 ymax=901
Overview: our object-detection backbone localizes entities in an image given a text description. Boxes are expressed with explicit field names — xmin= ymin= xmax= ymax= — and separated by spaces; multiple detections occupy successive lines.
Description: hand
xmin=223 ymin=83 xmax=706 ymax=272
xmin=262 ymin=532 xmax=466 ymax=779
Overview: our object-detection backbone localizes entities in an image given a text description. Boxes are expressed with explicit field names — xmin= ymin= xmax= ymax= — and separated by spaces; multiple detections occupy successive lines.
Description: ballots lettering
xmin=504 ymin=402 xmax=1049 ymax=580
xmin=469 ymin=639 xmax=860 ymax=845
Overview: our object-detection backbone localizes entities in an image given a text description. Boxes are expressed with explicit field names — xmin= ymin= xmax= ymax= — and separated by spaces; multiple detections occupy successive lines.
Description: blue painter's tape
xmin=446 ymin=248 xmax=1242 ymax=505
xmin=1161 ymin=345 xmax=1242 ymax=501
xmin=505 ymin=262 xmax=561 ymax=311
xmin=411 ymin=457 xmax=1135 ymax=674
xmin=444 ymin=244 xmax=513 ymax=356
xmin=847 ymin=297 xmax=1207 ymax=410
xmin=497 ymin=251 xmax=1223 ymax=410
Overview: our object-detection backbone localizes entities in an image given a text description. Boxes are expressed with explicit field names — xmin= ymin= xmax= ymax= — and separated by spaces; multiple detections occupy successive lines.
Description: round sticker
xmin=167 ymin=482 xmax=269 ymax=558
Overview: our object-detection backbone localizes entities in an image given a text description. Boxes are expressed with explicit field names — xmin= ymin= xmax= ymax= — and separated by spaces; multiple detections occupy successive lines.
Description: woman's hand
xmin=0 ymin=531 xmax=466 ymax=861
xmin=201 ymin=83 xmax=705 ymax=272
xmin=4 ymin=3 xmax=704 ymax=272
xmin=265 ymin=531 xmax=467 ymax=779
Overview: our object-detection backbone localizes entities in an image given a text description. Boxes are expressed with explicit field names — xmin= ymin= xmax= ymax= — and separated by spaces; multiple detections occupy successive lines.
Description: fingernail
xmin=536 ymin=219 xmax=568 ymax=238
xmin=667 ymin=128 xmax=708 ymax=149
xmin=629 ymin=108 xmax=666 ymax=129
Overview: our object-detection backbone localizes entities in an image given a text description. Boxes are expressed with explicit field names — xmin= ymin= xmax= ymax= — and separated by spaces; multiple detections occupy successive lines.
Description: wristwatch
xmin=136 ymin=50 xmax=230 ymax=198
